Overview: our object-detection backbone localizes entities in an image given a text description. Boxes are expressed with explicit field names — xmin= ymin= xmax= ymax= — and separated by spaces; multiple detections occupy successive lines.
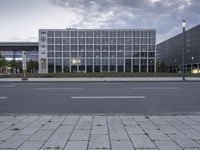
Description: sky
xmin=0 ymin=0 xmax=199 ymax=43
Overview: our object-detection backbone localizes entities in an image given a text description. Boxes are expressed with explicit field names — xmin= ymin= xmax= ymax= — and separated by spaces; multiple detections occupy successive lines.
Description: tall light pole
xmin=182 ymin=20 xmax=186 ymax=81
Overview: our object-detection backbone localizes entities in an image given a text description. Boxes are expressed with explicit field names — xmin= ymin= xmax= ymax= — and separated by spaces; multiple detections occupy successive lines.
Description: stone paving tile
xmin=8 ymin=120 xmax=33 ymax=131
xmin=0 ymin=116 xmax=13 ymax=122
xmin=175 ymin=116 xmax=200 ymax=126
xmin=107 ymin=116 xmax=121 ymax=122
xmin=169 ymin=133 xmax=200 ymax=148
xmin=134 ymin=116 xmax=150 ymax=122
xmin=42 ymin=134 xmax=70 ymax=149
xmin=1 ymin=115 xmax=200 ymax=150
xmin=29 ymin=129 xmax=54 ymax=141
xmin=169 ymin=121 xmax=192 ymax=130
xmin=62 ymin=116 xmax=79 ymax=125
xmin=188 ymin=116 xmax=200 ymax=123
xmin=111 ymin=141 xmax=135 ymax=150
xmin=120 ymin=116 xmax=137 ymax=126
xmin=75 ymin=121 xmax=92 ymax=130
xmin=70 ymin=130 xmax=90 ymax=141
xmin=154 ymin=140 xmax=182 ymax=150
xmin=64 ymin=141 xmax=88 ymax=150
xmin=17 ymin=125 xmax=41 ymax=135
xmin=184 ymin=148 xmax=200 ymax=150
xmin=107 ymin=122 xmax=124 ymax=130
xmin=91 ymin=125 xmax=108 ymax=135
xmin=125 ymin=125 xmax=144 ymax=135
xmin=129 ymin=134 xmax=156 ymax=149
xmin=109 ymin=129 xmax=129 ymax=141
xmin=89 ymin=134 xmax=110 ymax=149
xmin=40 ymin=122 xmax=61 ymax=130
xmin=21 ymin=116 xmax=39 ymax=122
xmin=54 ymin=125 xmax=74 ymax=135
xmin=139 ymin=121 xmax=158 ymax=131
xmin=149 ymin=116 xmax=169 ymax=126
xmin=159 ymin=116 xmax=178 ymax=122
xmin=0 ymin=129 xmax=18 ymax=142
xmin=0 ymin=134 xmax=30 ymax=149
xmin=158 ymin=125 xmax=182 ymax=135
xmin=50 ymin=116 xmax=66 ymax=122
xmin=191 ymin=125 xmax=200 ymax=131
xmin=17 ymin=141 xmax=45 ymax=150
xmin=79 ymin=116 xmax=93 ymax=122
xmin=93 ymin=116 xmax=107 ymax=126
xmin=181 ymin=129 xmax=200 ymax=140
xmin=145 ymin=129 xmax=171 ymax=141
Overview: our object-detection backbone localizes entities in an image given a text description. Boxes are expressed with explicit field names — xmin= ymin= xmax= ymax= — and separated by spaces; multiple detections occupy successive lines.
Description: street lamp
xmin=182 ymin=20 xmax=186 ymax=81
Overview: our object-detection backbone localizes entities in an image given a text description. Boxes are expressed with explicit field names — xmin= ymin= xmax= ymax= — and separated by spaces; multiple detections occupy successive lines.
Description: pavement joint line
xmin=130 ymin=87 xmax=181 ymax=90
xmin=71 ymin=96 xmax=146 ymax=99
xmin=33 ymin=88 xmax=83 ymax=90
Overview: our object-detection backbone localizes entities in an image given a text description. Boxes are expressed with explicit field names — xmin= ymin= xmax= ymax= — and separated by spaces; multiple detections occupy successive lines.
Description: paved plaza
xmin=0 ymin=115 xmax=200 ymax=150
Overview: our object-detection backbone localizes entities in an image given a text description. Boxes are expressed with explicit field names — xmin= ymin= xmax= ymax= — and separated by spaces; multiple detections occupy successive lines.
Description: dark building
xmin=157 ymin=24 xmax=200 ymax=73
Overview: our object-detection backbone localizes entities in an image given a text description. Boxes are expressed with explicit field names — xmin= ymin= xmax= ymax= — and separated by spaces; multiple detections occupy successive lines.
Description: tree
xmin=0 ymin=54 xmax=7 ymax=74
xmin=10 ymin=60 xmax=22 ymax=74
xmin=156 ymin=62 xmax=166 ymax=73
xmin=27 ymin=60 xmax=38 ymax=73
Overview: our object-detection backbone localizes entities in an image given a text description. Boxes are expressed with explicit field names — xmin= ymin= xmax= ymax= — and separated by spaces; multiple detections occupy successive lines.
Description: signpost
xmin=22 ymin=51 xmax=28 ymax=80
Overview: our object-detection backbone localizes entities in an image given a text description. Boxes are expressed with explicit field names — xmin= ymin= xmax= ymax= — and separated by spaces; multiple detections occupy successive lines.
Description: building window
xmin=55 ymin=38 xmax=62 ymax=44
xmin=47 ymin=45 xmax=54 ymax=51
xmin=47 ymin=31 xmax=54 ymax=37
xmin=55 ymin=31 xmax=62 ymax=37
xmin=55 ymin=45 xmax=62 ymax=51
xmin=47 ymin=38 xmax=54 ymax=44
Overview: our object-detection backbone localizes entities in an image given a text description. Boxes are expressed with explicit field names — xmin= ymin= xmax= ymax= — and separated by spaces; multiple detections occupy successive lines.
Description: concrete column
xmin=108 ymin=32 xmax=110 ymax=73
xmin=61 ymin=43 xmax=64 ymax=73
xmin=69 ymin=31 xmax=71 ymax=73
xmin=92 ymin=34 xmax=94 ymax=73
xmin=123 ymin=32 xmax=126 ymax=73
xmin=100 ymin=32 xmax=102 ymax=73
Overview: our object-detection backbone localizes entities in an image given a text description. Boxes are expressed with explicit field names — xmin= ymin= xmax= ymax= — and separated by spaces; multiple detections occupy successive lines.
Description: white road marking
xmin=71 ymin=96 xmax=145 ymax=99
xmin=34 ymin=88 xmax=82 ymax=90
xmin=14 ymin=83 xmax=49 ymax=85
xmin=0 ymin=85 xmax=15 ymax=88
xmin=87 ymin=83 xmax=123 ymax=85
xmin=0 ymin=97 xmax=7 ymax=99
xmin=131 ymin=87 xmax=180 ymax=90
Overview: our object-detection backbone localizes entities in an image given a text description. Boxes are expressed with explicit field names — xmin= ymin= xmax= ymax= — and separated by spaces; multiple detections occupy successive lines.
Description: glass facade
xmin=39 ymin=29 xmax=156 ymax=73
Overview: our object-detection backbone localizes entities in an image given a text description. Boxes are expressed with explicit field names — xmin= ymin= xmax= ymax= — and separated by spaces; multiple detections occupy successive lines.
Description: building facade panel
xmin=39 ymin=29 xmax=156 ymax=73
xmin=157 ymin=25 xmax=200 ymax=73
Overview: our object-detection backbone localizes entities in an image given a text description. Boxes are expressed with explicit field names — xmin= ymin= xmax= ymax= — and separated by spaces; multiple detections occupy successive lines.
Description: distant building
xmin=157 ymin=25 xmax=200 ymax=73
xmin=38 ymin=29 xmax=156 ymax=73
xmin=0 ymin=42 xmax=38 ymax=61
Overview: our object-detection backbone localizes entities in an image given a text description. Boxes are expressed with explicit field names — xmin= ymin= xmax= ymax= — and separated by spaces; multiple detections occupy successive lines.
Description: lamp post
xmin=182 ymin=20 xmax=186 ymax=81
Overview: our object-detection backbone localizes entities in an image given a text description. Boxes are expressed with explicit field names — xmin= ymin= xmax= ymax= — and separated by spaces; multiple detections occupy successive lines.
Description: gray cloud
xmin=49 ymin=0 xmax=200 ymax=43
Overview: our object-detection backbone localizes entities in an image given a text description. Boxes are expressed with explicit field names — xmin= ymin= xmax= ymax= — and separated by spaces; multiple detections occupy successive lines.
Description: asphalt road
xmin=0 ymin=81 xmax=200 ymax=115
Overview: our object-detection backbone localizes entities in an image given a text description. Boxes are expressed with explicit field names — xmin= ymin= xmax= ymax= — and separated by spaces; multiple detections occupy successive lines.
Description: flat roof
xmin=0 ymin=42 xmax=38 ymax=51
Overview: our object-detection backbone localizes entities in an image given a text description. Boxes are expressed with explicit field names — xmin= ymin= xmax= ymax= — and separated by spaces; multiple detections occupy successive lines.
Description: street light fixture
xmin=182 ymin=20 xmax=186 ymax=81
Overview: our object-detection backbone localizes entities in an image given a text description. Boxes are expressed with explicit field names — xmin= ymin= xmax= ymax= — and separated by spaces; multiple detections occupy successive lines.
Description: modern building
xmin=38 ymin=29 xmax=156 ymax=73
xmin=157 ymin=24 xmax=200 ymax=73
xmin=0 ymin=42 xmax=38 ymax=61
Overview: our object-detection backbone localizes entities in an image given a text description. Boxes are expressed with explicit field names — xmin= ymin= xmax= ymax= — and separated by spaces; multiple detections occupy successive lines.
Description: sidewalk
xmin=0 ymin=77 xmax=200 ymax=82
xmin=0 ymin=115 xmax=200 ymax=150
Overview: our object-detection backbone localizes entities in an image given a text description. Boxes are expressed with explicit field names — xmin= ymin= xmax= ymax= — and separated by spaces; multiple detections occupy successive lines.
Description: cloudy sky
xmin=0 ymin=0 xmax=199 ymax=43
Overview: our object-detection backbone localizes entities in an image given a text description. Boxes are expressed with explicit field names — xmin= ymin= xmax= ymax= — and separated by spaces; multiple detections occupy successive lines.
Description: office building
xmin=39 ymin=29 xmax=156 ymax=73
